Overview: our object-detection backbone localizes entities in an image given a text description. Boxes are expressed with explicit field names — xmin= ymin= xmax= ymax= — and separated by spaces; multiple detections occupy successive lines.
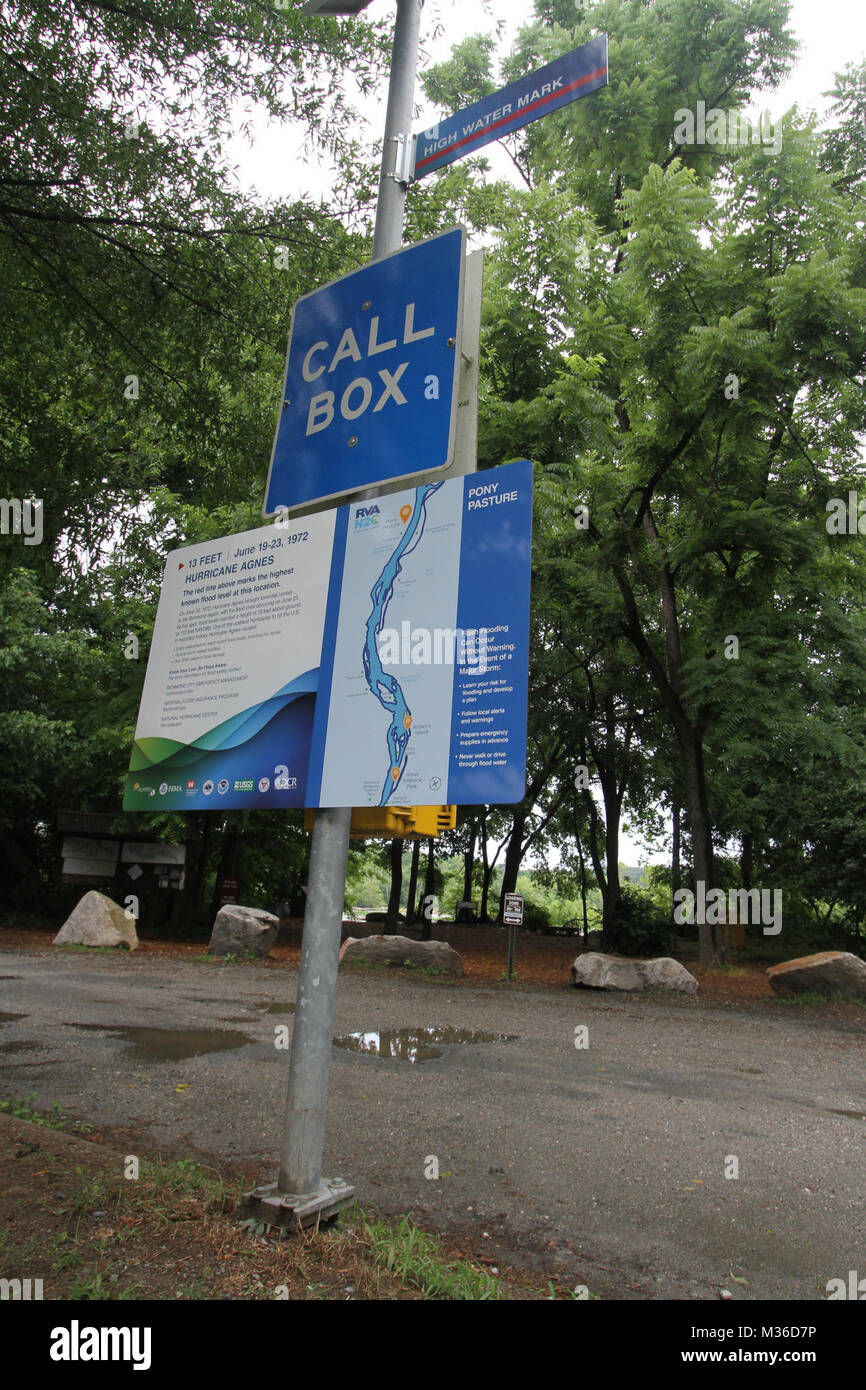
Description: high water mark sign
xmin=411 ymin=35 xmax=609 ymax=180
xmin=124 ymin=460 xmax=533 ymax=813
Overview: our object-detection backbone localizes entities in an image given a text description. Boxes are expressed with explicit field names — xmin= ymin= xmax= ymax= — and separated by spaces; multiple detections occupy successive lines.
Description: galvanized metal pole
xmin=252 ymin=0 xmax=423 ymax=1221
xmin=371 ymin=0 xmax=423 ymax=264
xmin=277 ymin=805 xmax=351 ymax=1194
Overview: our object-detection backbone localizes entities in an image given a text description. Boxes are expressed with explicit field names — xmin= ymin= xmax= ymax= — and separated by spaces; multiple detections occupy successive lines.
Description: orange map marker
xmin=400 ymin=504 xmax=412 ymax=523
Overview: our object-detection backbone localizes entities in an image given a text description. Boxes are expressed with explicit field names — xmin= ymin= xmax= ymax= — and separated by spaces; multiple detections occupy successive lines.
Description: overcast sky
xmin=228 ymin=0 xmax=864 ymax=868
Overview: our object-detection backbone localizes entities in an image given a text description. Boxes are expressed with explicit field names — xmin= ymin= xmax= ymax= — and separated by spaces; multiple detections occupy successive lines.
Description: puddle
xmin=826 ymin=1107 xmax=866 ymax=1120
xmin=333 ymin=1026 xmax=517 ymax=1063
xmin=0 ymin=975 xmax=20 ymax=980
xmin=0 ymin=1040 xmax=39 ymax=1054
xmin=737 ymin=1067 xmax=764 ymax=1075
xmin=256 ymin=1002 xmax=295 ymax=1015
xmin=0 ymin=1011 xmax=27 ymax=1024
xmin=65 ymin=1023 xmax=253 ymax=1062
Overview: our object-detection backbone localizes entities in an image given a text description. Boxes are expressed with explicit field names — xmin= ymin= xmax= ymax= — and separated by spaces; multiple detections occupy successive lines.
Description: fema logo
xmin=354 ymin=504 xmax=380 ymax=531
xmin=258 ymin=776 xmax=270 ymax=793
xmin=217 ymin=778 xmax=229 ymax=795
xmin=158 ymin=782 xmax=168 ymax=796
xmin=202 ymin=779 xmax=214 ymax=796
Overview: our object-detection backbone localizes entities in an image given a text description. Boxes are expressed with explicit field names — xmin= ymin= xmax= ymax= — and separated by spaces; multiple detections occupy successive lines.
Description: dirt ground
xmin=0 ymin=1110 xmax=567 ymax=1300
xmin=1 ymin=918 xmax=857 ymax=1016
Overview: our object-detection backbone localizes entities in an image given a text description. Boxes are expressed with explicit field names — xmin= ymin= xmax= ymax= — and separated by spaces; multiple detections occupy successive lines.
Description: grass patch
xmin=0 ymin=1112 xmax=583 ymax=1300
xmin=349 ymin=1208 xmax=502 ymax=1300
xmin=768 ymin=989 xmax=866 ymax=1007
xmin=56 ymin=942 xmax=125 ymax=954
xmin=0 ymin=1092 xmax=93 ymax=1134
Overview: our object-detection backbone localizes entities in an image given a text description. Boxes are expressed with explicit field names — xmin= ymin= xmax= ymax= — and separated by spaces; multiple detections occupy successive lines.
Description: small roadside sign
xmin=503 ymin=893 xmax=524 ymax=926
xmin=503 ymin=892 xmax=523 ymax=980
xmin=264 ymin=227 xmax=465 ymax=515
xmin=412 ymin=35 xmax=608 ymax=181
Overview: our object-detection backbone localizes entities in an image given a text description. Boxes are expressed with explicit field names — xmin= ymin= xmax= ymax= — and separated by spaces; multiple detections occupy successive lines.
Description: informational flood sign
xmin=503 ymin=893 xmax=524 ymax=926
xmin=124 ymin=459 xmax=533 ymax=812
xmin=264 ymin=227 xmax=465 ymax=515
xmin=412 ymin=35 xmax=608 ymax=180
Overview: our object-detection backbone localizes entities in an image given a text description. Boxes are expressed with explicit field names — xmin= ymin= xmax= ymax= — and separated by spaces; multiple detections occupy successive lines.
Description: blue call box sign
xmin=264 ymin=227 xmax=465 ymax=515
xmin=413 ymin=35 xmax=608 ymax=179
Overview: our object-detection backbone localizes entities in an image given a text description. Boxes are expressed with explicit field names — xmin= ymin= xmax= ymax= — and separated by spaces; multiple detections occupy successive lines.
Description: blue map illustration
xmin=362 ymin=482 xmax=444 ymax=805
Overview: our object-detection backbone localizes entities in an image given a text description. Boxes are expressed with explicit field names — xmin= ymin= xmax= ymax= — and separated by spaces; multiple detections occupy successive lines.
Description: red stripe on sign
xmin=415 ymin=65 xmax=608 ymax=172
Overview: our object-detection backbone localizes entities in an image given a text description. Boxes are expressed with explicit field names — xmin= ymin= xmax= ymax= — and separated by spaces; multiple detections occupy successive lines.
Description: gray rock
xmin=767 ymin=951 xmax=866 ymax=999
xmin=208 ymin=904 xmax=279 ymax=958
xmin=571 ymin=952 xmax=644 ymax=992
xmin=571 ymin=951 xmax=698 ymax=994
xmin=54 ymin=890 xmax=138 ymax=951
xmin=639 ymin=956 xmax=699 ymax=995
xmin=339 ymin=934 xmax=463 ymax=976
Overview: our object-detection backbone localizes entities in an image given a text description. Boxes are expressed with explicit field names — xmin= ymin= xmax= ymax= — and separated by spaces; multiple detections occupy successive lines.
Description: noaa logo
xmin=217 ymin=778 xmax=229 ymax=795
xmin=258 ymin=776 xmax=270 ymax=793
xmin=158 ymin=782 xmax=168 ymax=796
xmin=202 ymin=779 xmax=214 ymax=796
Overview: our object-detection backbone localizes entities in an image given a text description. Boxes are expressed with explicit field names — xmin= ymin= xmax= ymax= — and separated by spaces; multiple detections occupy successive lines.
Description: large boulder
xmin=570 ymin=951 xmax=698 ymax=994
xmin=54 ymin=890 xmax=138 ymax=951
xmin=767 ymin=951 xmax=866 ymax=1000
xmin=638 ymin=956 xmax=699 ymax=995
xmin=339 ymin=935 xmax=463 ymax=976
xmin=208 ymin=904 xmax=279 ymax=958
xmin=570 ymin=952 xmax=644 ymax=992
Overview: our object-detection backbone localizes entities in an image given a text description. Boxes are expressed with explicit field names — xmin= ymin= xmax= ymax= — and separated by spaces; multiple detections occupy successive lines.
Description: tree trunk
xmin=679 ymin=726 xmax=721 ymax=963
xmin=462 ymin=818 xmax=477 ymax=903
xmin=420 ymin=838 xmax=435 ymax=940
xmin=384 ymin=837 xmax=403 ymax=934
xmin=211 ymin=819 xmax=239 ymax=919
xmin=498 ymin=810 xmax=526 ymax=920
xmin=612 ymin=506 xmax=722 ymax=964
xmin=405 ymin=838 xmax=421 ymax=927
xmin=575 ymin=825 xmax=589 ymax=944
xmin=671 ymin=795 xmax=681 ymax=912
xmin=740 ymin=832 xmax=753 ymax=891
xmin=479 ymin=811 xmax=492 ymax=923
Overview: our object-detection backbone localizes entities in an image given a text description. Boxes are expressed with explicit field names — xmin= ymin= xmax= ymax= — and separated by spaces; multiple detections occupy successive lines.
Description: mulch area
xmin=0 ymin=919 xmax=776 ymax=1003
xmin=5 ymin=919 xmax=866 ymax=1020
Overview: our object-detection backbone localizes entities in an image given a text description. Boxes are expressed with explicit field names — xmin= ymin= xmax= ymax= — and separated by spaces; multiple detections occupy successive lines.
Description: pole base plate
xmin=240 ymin=1177 xmax=355 ymax=1232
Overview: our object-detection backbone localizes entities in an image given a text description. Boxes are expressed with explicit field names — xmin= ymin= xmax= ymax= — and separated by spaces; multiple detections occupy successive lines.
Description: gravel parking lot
xmin=1 ymin=945 xmax=864 ymax=1299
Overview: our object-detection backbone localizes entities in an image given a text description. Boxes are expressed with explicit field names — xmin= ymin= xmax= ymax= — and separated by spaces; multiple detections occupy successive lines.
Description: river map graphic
xmin=362 ymin=482 xmax=444 ymax=805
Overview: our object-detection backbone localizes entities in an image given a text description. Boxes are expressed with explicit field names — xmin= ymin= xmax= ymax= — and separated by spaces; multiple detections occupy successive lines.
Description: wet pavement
xmin=1 ymin=946 xmax=865 ymax=1299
